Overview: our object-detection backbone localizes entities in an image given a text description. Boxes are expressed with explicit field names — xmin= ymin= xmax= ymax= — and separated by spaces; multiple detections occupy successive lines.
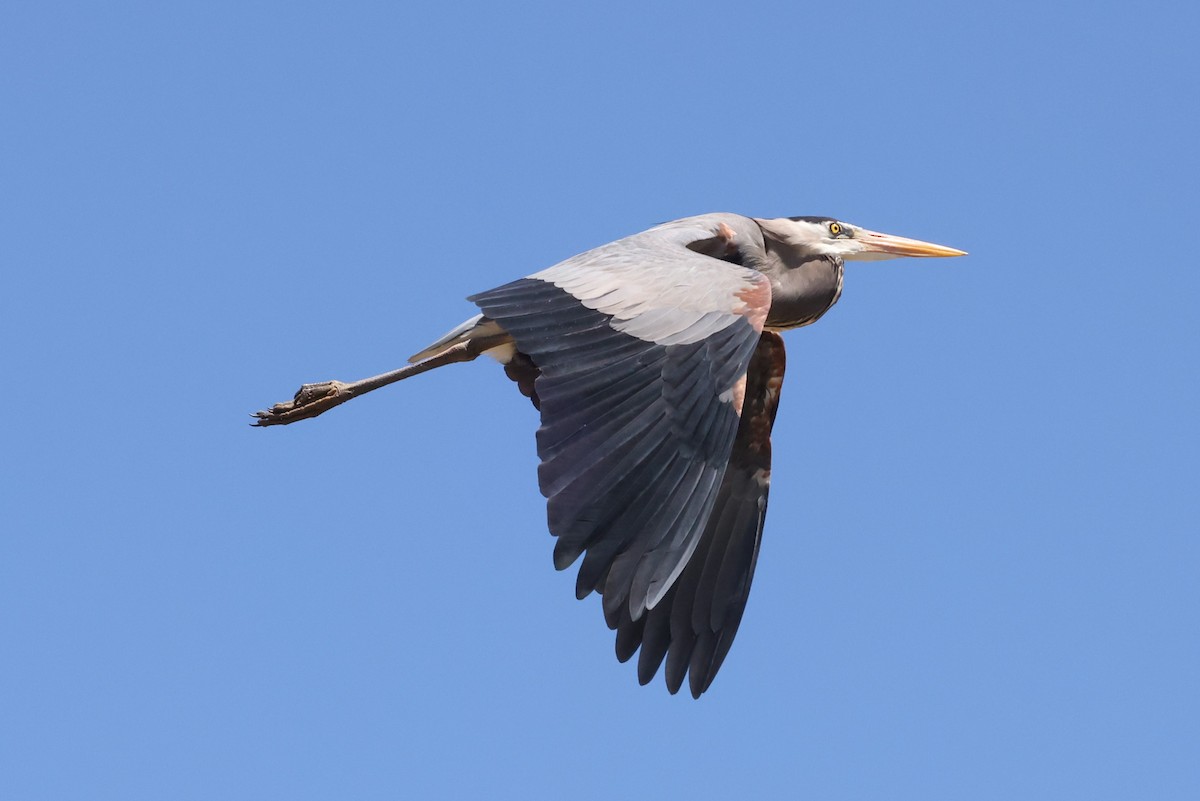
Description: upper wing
xmin=614 ymin=332 xmax=785 ymax=697
xmin=469 ymin=214 xmax=773 ymax=633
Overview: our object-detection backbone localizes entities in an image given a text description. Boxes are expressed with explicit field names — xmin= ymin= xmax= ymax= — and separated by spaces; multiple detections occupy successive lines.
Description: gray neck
xmin=754 ymin=224 xmax=845 ymax=330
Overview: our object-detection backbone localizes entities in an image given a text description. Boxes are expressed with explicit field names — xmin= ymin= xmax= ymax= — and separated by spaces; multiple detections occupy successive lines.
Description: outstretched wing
xmin=614 ymin=332 xmax=785 ymax=697
xmin=469 ymin=214 xmax=773 ymax=640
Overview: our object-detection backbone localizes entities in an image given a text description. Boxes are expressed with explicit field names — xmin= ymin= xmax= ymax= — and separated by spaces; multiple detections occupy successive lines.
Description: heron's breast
xmin=764 ymin=260 xmax=843 ymax=330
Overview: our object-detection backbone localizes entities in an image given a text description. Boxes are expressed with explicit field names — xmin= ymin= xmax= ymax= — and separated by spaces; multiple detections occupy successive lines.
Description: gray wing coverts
xmin=468 ymin=217 xmax=781 ymax=697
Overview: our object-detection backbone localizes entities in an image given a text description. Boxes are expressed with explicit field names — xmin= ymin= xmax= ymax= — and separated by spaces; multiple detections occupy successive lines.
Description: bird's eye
xmin=828 ymin=222 xmax=842 ymax=236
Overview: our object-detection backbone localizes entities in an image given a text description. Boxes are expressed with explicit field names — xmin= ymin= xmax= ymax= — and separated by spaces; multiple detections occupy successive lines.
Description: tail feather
xmin=409 ymin=314 xmax=508 ymax=363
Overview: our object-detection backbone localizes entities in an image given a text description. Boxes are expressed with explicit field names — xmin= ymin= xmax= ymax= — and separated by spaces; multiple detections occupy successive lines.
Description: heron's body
xmin=256 ymin=212 xmax=964 ymax=698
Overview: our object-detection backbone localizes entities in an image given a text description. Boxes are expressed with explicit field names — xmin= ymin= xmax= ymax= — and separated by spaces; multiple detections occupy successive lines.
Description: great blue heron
xmin=254 ymin=213 xmax=965 ymax=697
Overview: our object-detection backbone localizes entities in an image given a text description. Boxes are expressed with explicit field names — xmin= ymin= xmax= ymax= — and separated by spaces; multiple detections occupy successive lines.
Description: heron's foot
xmin=251 ymin=380 xmax=354 ymax=427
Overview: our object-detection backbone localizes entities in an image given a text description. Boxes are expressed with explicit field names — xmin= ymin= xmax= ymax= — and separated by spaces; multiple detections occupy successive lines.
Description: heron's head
xmin=761 ymin=216 xmax=967 ymax=262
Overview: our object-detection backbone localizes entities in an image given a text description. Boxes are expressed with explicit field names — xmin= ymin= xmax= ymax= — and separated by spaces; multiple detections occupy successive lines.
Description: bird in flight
xmin=254 ymin=213 xmax=965 ymax=698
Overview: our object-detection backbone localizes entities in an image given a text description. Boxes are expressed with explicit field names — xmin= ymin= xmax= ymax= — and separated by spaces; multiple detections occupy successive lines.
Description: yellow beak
xmin=856 ymin=228 xmax=968 ymax=258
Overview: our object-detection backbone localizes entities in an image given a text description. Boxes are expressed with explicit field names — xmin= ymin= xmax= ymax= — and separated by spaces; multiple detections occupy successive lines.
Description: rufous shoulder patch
xmin=734 ymin=274 xmax=772 ymax=333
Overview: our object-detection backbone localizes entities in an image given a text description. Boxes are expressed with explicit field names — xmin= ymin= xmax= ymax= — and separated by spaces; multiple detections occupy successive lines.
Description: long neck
xmin=753 ymin=233 xmax=845 ymax=330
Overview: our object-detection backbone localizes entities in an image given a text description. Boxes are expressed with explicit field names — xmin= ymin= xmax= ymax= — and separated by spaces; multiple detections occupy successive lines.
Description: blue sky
xmin=2 ymin=1 xmax=1197 ymax=799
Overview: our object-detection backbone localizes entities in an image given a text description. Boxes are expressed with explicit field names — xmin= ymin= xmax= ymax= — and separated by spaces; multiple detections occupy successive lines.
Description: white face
xmin=772 ymin=217 xmax=967 ymax=261
xmin=771 ymin=218 xmax=883 ymax=260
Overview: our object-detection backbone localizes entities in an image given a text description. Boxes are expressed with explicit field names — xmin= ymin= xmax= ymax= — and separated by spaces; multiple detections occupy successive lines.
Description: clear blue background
xmin=3 ymin=2 xmax=1197 ymax=799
